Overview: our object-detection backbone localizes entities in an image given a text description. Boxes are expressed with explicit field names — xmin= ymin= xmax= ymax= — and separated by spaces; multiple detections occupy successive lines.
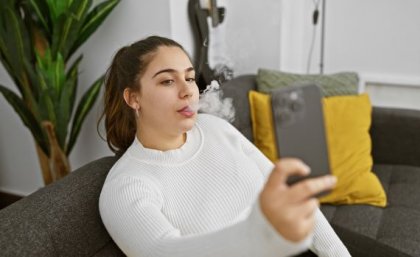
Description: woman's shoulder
xmin=104 ymin=152 xmax=161 ymax=187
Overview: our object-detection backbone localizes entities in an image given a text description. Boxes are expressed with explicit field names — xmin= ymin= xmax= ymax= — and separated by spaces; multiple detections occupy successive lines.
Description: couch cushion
xmin=321 ymin=164 xmax=420 ymax=257
xmin=256 ymin=68 xmax=359 ymax=97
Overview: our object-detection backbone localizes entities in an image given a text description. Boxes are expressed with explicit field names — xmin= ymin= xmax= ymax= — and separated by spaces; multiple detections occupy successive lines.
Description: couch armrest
xmin=370 ymin=106 xmax=420 ymax=167
xmin=0 ymin=156 xmax=120 ymax=257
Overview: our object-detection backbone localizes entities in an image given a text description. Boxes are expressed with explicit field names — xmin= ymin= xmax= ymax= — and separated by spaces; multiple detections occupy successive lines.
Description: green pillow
xmin=256 ymin=68 xmax=359 ymax=97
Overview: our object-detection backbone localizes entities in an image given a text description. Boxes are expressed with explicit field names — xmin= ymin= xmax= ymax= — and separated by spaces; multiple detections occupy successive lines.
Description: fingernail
xmin=302 ymin=165 xmax=311 ymax=175
xmin=328 ymin=176 xmax=337 ymax=186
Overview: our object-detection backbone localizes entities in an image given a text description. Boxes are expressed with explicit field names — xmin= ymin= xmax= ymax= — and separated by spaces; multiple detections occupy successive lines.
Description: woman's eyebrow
xmin=186 ymin=67 xmax=195 ymax=73
xmin=152 ymin=67 xmax=195 ymax=78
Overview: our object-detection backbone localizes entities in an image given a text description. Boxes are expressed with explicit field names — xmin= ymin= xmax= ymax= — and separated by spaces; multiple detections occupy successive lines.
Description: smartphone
xmin=271 ymin=84 xmax=331 ymax=196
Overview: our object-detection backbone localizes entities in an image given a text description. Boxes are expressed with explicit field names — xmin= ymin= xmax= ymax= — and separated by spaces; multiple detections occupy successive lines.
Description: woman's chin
xmin=179 ymin=116 xmax=197 ymax=131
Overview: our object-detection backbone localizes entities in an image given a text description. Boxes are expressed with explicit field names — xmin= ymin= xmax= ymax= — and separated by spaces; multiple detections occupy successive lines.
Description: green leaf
xmin=38 ymin=87 xmax=56 ymax=125
xmin=66 ymin=75 xmax=103 ymax=154
xmin=0 ymin=49 xmax=21 ymax=93
xmin=69 ymin=0 xmax=120 ymax=55
xmin=66 ymin=55 xmax=83 ymax=78
xmin=28 ymin=0 xmax=51 ymax=34
xmin=56 ymin=78 xmax=75 ymax=149
xmin=66 ymin=55 xmax=83 ymax=119
xmin=51 ymin=0 xmax=91 ymax=60
xmin=0 ymin=6 xmax=34 ymax=102
xmin=0 ymin=84 xmax=49 ymax=155
xmin=35 ymin=50 xmax=66 ymax=103
xmin=0 ymin=8 xmax=16 ymax=80
xmin=24 ymin=59 xmax=40 ymax=103
xmin=54 ymin=53 xmax=66 ymax=94
xmin=54 ymin=55 xmax=82 ymax=149
xmin=35 ymin=51 xmax=57 ymax=124
xmin=47 ymin=0 xmax=73 ymax=23
xmin=22 ymin=59 xmax=42 ymax=118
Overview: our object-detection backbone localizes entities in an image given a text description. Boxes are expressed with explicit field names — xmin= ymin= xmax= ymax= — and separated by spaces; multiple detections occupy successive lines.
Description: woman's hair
xmin=98 ymin=36 xmax=185 ymax=155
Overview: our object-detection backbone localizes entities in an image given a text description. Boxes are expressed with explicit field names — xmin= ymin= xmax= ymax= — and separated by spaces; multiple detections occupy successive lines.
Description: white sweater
xmin=99 ymin=114 xmax=350 ymax=257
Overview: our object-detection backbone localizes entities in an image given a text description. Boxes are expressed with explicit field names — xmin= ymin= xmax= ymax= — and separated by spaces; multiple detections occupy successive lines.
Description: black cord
xmin=306 ymin=0 xmax=321 ymax=74
xmin=320 ymin=0 xmax=326 ymax=74
xmin=313 ymin=9 xmax=319 ymax=25
xmin=312 ymin=0 xmax=321 ymax=24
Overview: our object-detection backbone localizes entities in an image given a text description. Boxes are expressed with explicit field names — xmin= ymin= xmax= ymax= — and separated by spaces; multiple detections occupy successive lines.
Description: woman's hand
xmin=259 ymin=158 xmax=337 ymax=243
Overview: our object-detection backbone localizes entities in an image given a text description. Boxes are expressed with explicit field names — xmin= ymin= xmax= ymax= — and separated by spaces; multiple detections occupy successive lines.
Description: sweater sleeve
xmin=99 ymin=175 xmax=312 ymax=257
xmin=309 ymin=209 xmax=352 ymax=257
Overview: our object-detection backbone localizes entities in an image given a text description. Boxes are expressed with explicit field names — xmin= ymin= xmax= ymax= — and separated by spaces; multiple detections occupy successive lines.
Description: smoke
xmin=198 ymin=80 xmax=235 ymax=123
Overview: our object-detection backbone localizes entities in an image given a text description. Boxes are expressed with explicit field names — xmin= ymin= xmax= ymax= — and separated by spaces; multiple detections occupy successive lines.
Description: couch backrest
xmin=221 ymin=74 xmax=257 ymax=141
xmin=0 ymin=156 xmax=124 ymax=257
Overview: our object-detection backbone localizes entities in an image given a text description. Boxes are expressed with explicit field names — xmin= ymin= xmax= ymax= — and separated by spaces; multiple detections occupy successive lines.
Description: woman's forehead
xmin=146 ymin=46 xmax=193 ymax=75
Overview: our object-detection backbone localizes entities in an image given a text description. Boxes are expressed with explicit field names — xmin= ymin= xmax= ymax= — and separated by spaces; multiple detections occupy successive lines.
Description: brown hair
xmin=98 ymin=36 xmax=185 ymax=155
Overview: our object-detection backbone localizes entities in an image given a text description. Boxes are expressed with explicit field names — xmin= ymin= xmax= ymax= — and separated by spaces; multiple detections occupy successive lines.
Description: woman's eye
xmin=186 ymin=78 xmax=196 ymax=83
xmin=161 ymin=80 xmax=174 ymax=86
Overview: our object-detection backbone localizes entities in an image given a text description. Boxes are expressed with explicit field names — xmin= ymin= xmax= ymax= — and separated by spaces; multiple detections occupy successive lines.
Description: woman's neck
xmin=136 ymin=128 xmax=186 ymax=151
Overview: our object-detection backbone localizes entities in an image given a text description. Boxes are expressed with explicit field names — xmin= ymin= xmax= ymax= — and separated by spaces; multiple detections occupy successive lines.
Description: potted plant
xmin=0 ymin=0 xmax=120 ymax=185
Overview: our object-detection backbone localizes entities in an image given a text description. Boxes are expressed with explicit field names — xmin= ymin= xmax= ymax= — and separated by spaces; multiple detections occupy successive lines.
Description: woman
xmin=98 ymin=36 xmax=350 ymax=257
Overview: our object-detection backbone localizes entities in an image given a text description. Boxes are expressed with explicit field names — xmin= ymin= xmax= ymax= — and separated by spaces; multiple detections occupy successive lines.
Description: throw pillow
xmin=256 ymin=68 xmax=359 ymax=97
xmin=249 ymin=90 xmax=278 ymax=162
xmin=248 ymin=90 xmax=387 ymax=207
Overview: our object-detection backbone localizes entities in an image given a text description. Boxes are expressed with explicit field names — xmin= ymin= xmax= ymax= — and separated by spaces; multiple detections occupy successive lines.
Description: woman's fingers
xmin=265 ymin=158 xmax=311 ymax=188
xmin=295 ymin=213 xmax=316 ymax=241
xmin=288 ymin=175 xmax=337 ymax=203
xmin=296 ymin=198 xmax=320 ymax=219
xmin=277 ymin=202 xmax=318 ymax=242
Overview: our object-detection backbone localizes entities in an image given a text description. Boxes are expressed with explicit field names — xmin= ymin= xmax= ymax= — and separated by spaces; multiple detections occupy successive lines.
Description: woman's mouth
xmin=177 ymin=106 xmax=196 ymax=118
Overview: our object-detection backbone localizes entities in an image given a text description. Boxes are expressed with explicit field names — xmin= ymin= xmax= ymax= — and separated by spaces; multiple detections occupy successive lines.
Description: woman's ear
xmin=123 ymin=88 xmax=140 ymax=110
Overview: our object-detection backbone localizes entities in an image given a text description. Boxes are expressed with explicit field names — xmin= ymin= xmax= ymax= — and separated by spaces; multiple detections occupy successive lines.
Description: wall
xmin=280 ymin=0 xmax=420 ymax=109
xmin=170 ymin=0 xmax=282 ymax=76
xmin=326 ymin=0 xmax=420 ymax=109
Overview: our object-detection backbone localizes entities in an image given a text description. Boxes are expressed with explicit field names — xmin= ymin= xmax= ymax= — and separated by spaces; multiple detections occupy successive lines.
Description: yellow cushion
xmin=248 ymin=90 xmax=387 ymax=207
xmin=249 ymin=91 xmax=278 ymax=162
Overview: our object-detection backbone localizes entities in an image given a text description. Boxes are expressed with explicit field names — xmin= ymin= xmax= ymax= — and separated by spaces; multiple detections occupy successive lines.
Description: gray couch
xmin=1 ymin=74 xmax=420 ymax=257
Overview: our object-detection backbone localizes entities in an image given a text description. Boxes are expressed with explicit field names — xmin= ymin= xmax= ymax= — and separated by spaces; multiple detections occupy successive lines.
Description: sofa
xmin=1 ymin=74 xmax=420 ymax=257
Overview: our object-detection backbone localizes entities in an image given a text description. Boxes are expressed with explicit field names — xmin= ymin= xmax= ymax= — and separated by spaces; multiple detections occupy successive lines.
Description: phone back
xmin=271 ymin=84 xmax=330 ymax=183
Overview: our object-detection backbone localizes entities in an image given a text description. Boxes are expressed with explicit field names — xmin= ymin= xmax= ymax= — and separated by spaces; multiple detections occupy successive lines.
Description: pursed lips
xmin=177 ymin=105 xmax=195 ymax=117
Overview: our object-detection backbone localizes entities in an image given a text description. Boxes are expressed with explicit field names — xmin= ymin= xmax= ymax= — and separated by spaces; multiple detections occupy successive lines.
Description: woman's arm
xmin=99 ymin=175 xmax=311 ymax=257
xmin=310 ymin=209 xmax=351 ymax=257
xmin=233 ymin=123 xmax=351 ymax=256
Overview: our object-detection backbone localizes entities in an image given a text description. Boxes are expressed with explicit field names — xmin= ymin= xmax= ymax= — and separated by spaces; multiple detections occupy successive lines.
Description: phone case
xmin=271 ymin=84 xmax=331 ymax=189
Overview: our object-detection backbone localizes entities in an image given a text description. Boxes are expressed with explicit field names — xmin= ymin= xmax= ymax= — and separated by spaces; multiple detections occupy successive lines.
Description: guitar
xmin=188 ymin=0 xmax=230 ymax=91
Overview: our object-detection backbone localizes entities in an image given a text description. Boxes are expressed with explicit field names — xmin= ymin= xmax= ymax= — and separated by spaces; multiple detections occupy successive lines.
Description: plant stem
xmin=42 ymin=121 xmax=70 ymax=182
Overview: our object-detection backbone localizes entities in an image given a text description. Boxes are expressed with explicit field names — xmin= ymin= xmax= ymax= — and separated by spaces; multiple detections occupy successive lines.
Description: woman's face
xmin=137 ymin=46 xmax=199 ymax=137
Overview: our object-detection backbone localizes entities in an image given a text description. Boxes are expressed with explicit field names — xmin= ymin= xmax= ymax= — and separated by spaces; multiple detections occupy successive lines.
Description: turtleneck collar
xmin=127 ymin=122 xmax=203 ymax=166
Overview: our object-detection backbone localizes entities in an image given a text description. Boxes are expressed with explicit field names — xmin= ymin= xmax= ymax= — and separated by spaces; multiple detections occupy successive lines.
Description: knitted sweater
xmin=99 ymin=114 xmax=350 ymax=257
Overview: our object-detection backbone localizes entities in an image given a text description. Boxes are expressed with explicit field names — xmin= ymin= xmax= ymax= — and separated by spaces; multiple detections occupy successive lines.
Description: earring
xmin=135 ymin=107 xmax=140 ymax=118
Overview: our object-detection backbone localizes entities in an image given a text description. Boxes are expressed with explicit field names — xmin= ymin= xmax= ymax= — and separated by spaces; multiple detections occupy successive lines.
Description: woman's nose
xmin=179 ymin=81 xmax=194 ymax=98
